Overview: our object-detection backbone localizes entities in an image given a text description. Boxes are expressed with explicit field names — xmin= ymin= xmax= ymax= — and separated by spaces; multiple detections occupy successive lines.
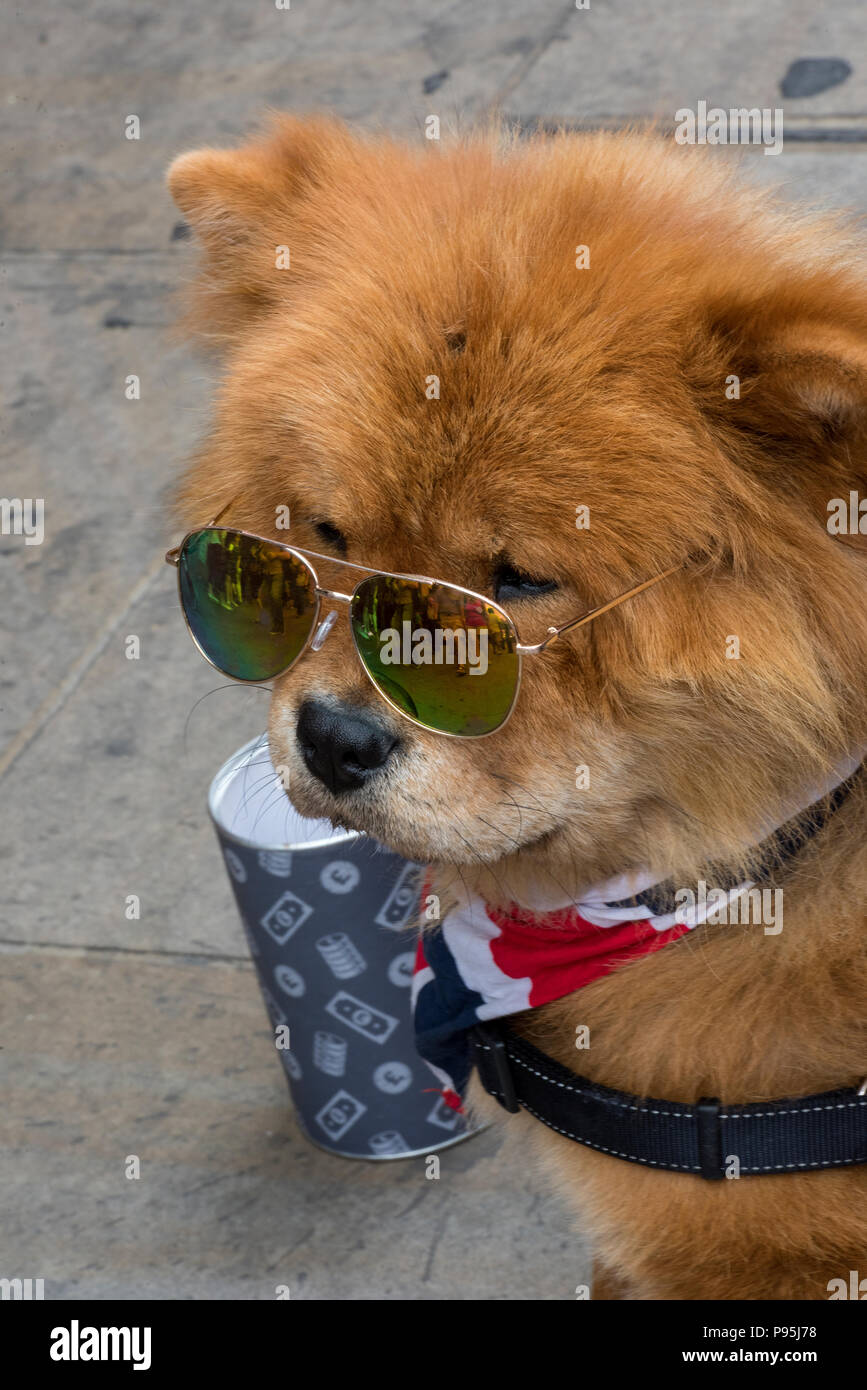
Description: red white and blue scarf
xmin=412 ymin=758 xmax=863 ymax=1109
xmin=411 ymin=873 xmax=724 ymax=1108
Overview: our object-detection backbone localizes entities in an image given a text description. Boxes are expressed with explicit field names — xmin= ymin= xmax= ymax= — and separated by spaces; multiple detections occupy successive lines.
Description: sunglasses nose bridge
xmin=307 ymin=588 xmax=353 ymax=653
xmin=313 ymin=586 xmax=354 ymax=603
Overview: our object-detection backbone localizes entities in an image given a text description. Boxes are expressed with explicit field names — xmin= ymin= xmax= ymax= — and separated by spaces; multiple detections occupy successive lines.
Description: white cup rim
xmin=208 ymin=734 xmax=362 ymax=852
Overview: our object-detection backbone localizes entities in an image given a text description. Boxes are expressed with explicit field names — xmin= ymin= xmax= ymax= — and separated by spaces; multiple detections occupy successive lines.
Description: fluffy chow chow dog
xmin=168 ymin=116 xmax=867 ymax=1300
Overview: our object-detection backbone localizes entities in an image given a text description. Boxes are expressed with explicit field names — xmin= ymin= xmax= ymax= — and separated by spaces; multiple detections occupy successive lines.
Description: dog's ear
xmin=729 ymin=319 xmax=867 ymax=448
xmin=166 ymin=115 xmax=350 ymax=343
xmin=690 ymin=293 xmax=867 ymax=544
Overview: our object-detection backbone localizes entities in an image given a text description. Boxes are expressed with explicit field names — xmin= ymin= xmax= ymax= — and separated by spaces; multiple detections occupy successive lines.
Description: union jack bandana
xmin=410 ymin=873 xmax=731 ymax=1108
xmin=411 ymin=757 xmax=863 ymax=1109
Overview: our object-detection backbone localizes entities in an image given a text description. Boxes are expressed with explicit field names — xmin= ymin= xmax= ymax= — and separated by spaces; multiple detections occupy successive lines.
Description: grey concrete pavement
xmin=2 ymin=0 xmax=866 ymax=1301
xmin=3 ymin=948 xmax=577 ymax=1300
xmin=507 ymin=1 xmax=867 ymax=125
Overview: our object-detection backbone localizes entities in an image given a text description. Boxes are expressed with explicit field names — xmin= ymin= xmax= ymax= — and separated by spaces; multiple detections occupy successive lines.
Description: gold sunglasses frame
xmin=166 ymin=510 xmax=680 ymax=739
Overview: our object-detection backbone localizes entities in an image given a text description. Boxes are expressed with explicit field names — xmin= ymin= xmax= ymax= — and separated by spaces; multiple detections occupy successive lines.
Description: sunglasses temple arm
xmin=208 ymin=495 xmax=240 ymax=527
xmin=164 ymin=494 xmax=242 ymax=567
xmin=528 ymin=563 xmax=682 ymax=653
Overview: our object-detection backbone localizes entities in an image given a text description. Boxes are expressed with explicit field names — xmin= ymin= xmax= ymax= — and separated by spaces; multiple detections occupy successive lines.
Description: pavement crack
xmin=0 ymin=938 xmax=251 ymax=967
xmin=0 ymin=550 xmax=167 ymax=786
xmin=421 ymin=1210 xmax=450 ymax=1283
xmin=485 ymin=0 xmax=577 ymax=115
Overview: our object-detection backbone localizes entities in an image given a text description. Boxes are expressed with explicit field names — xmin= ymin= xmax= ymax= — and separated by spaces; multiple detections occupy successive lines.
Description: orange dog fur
xmin=168 ymin=116 xmax=867 ymax=1300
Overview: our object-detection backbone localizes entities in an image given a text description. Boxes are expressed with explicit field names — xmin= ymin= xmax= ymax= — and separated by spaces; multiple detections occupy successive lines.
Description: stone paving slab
xmin=0 ymin=568 xmax=267 ymax=955
xmin=1 ymin=0 xmax=558 ymax=253
xmin=0 ymin=948 xmax=586 ymax=1299
xmin=0 ymin=253 xmax=208 ymax=749
xmin=748 ymin=148 xmax=867 ymax=203
xmin=507 ymin=0 xmax=867 ymax=126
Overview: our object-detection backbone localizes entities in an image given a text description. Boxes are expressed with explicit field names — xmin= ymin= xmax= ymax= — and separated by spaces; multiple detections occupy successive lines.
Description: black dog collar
xmin=471 ymin=1023 xmax=867 ymax=1179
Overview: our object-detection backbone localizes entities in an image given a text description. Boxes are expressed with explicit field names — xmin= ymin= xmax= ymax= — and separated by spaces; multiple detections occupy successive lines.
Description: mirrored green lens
xmin=179 ymin=529 xmax=318 ymax=681
xmin=350 ymin=575 xmax=519 ymax=736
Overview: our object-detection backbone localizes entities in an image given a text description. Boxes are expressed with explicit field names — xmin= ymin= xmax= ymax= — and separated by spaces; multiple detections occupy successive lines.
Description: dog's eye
xmin=493 ymin=562 xmax=558 ymax=603
xmin=312 ymin=520 xmax=347 ymax=555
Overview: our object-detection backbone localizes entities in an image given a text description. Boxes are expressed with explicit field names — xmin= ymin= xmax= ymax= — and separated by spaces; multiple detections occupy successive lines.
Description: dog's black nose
xmin=296 ymin=699 xmax=400 ymax=795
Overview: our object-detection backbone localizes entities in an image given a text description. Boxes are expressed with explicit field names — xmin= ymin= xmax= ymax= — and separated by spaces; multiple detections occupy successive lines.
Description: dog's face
xmin=170 ymin=117 xmax=867 ymax=893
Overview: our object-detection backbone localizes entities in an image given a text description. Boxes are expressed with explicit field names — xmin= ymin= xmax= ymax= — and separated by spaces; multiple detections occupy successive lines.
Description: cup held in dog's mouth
xmin=209 ymin=734 xmax=480 ymax=1159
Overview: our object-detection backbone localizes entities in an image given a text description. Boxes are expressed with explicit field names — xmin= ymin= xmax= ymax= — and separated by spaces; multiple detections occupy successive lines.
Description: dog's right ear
xmin=167 ymin=115 xmax=351 ymax=344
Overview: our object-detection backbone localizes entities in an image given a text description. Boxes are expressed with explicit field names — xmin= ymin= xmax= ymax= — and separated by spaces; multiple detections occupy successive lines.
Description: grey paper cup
xmin=209 ymin=735 xmax=477 ymax=1159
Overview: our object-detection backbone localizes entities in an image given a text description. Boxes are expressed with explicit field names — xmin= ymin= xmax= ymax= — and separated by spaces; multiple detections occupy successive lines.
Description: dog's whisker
xmin=182 ymin=685 xmax=270 ymax=756
xmin=238 ymin=767 xmax=285 ymax=820
xmin=249 ymin=781 xmax=291 ymax=838
xmin=473 ymin=813 xmax=583 ymax=911
xmin=449 ymin=810 xmax=522 ymax=906
xmin=236 ymin=745 xmax=280 ymax=816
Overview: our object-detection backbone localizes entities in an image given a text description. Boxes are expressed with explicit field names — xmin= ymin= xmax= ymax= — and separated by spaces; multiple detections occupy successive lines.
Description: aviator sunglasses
xmin=167 ymin=505 xmax=680 ymax=739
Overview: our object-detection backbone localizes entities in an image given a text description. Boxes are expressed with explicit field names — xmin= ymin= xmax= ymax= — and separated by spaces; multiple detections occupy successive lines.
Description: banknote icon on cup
xmin=325 ymin=991 xmax=398 ymax=1044
xmin=210 ymin=735 xmax=483 ymax=1159
xmin=375 ymin=862 xmax=424 ymax=931
xmin=315 ymin=1090 xmax=366 ymax=1142
xmin=260 ymin=890 xmax=313 ymax=945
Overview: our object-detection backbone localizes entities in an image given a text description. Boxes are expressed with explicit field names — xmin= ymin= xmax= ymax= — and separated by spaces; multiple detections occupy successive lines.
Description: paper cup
xmin=209 ymin=735 xmax=477 ymax=1159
